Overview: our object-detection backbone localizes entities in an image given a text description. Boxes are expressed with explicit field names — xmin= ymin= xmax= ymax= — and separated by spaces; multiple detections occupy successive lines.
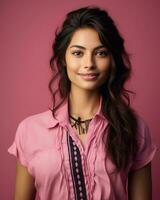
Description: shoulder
xmin=15 ymin=110 xmax=59 ymax=152
xmin=14 ymin=109 xmax=58 ymax=143
xmin=134 ymin=113 xmax=150 ymax=138
xmin=129 ymin=112 xmax=158 ymax=171
xmin=19 ymin=109 xmax=58 ymax=130
xmin=8 ymin=110 xmax=60 ymax=166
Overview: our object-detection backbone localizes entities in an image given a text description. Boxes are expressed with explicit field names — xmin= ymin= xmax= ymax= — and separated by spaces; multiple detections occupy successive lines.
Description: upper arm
xmin=7 ymin=120 xmax=37 ymax=199
xmin=14 ymin=160 xmax=36 ymax=200
xmin=128 ymin=162 xmax=152 ymax=200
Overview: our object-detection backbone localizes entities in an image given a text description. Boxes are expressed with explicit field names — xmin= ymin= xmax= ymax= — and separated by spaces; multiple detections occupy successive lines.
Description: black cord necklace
xmin=69 ymin=115 xmax=92 ymax=135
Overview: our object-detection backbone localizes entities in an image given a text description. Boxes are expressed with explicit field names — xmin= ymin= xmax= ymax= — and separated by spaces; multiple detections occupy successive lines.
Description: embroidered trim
xmin=67 ymin=132 xmax=87 ymax=200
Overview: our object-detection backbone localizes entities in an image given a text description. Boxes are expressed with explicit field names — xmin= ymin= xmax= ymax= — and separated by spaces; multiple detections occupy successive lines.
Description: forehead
xmin=68 ymin=28 xmax=103 ymax=48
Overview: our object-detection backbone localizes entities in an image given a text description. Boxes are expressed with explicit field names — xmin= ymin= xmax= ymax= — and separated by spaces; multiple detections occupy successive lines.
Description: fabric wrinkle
xmin=56 ymin=126 xmax=70 ymax=199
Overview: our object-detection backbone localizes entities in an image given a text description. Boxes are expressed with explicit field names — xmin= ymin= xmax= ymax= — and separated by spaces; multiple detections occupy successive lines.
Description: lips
xmin=78 ymin=73 xmax=99 ymax=81
xmin=78 ymin=73 xmax=99 ymax=76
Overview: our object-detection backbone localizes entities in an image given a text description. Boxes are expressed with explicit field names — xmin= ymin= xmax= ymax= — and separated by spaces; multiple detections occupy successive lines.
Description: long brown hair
xmin=48 ymin=6 xmax=138 ymax=171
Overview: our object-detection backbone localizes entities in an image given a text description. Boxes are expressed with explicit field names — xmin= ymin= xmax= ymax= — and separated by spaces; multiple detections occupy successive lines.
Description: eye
xmin=71 ymin=51 xmax=83 ymax=57
xmin=96 ymin=51 xmax=109 ymax=57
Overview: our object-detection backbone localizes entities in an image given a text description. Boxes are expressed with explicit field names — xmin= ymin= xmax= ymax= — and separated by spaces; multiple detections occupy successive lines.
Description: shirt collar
xmin=47 ymin=95 xmax=107 ymax=129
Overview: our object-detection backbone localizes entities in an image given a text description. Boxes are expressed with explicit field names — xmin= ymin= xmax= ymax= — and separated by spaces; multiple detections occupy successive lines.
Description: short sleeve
xmin=130 ymin=116 xmax=159 ymax=171
xmin=8 ymin=120 xmax=28 ymax=167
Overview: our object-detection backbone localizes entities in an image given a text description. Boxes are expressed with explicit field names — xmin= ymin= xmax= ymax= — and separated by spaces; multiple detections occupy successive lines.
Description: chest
xmin=73 ymin=128 xmax=87 ymax=149
xmin=28 ymin=130 xmax=124 ymax=200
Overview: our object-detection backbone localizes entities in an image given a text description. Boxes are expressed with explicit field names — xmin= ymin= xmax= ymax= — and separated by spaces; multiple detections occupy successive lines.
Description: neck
xmin=68 ymin=88 xmax=101 ymax=120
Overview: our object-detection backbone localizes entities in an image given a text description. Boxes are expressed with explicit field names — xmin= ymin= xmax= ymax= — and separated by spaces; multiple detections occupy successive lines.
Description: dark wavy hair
xmin=48 ymin=5 xmax=138 ymax=171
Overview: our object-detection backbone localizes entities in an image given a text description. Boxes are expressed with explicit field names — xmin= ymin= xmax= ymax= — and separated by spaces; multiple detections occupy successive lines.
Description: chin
xmin=77 ymin=85 xmax=100 ymax=91
xmin=71 ymin=80 xmax=102 ymax=91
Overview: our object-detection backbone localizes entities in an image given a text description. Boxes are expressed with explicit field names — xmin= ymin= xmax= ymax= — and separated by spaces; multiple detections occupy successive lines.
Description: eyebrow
xmin=70 ymin=45 xmax=107 ymax=51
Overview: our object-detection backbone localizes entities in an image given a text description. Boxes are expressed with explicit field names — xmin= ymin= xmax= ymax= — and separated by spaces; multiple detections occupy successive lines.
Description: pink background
xmin=1 ymin=0 xmax=159 ymax=199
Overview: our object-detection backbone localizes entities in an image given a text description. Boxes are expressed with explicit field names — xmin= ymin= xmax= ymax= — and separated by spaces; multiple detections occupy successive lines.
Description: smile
xmin=78 ymin=73 xmax=99 ymax=76
xmin=78 ymin=73 xmax=99 ymax=81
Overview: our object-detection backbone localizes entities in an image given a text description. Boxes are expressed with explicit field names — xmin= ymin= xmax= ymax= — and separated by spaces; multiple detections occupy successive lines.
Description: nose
xmin=83 ymin=53 xmax=95 ymax=69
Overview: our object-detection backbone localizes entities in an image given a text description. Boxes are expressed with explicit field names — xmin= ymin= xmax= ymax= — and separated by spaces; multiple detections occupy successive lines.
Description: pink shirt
xmin=8 ymin=96 xmax=158 ymax=200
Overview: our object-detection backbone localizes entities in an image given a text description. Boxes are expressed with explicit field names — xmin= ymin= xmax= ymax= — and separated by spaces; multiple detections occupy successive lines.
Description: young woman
xmin=8 ymin=6 xmax=158 ymax=200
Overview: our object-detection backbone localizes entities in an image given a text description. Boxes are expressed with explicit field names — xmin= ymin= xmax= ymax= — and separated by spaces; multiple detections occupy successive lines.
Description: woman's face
xmin=65 ymin=28 xmax=111 ymax=92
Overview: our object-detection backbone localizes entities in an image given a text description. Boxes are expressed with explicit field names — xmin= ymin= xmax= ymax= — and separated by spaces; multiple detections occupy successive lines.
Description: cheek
xmin=65 ymin=65 xmax=78 ymax=82
xmin=99 ymin=65 xmax=110 ymax=78
xmin=96 ymin=58 xmax=111 ymax=71
xmin=65 ymin=56 xmax=80 ymax=73
xmin=65 ymin=58 xmax=80 ymax=76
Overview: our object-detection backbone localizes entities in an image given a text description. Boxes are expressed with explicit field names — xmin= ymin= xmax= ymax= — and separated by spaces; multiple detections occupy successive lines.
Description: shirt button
xmin=78 ymin=180 xmax=81 ymax=185
xmin=76 ymin=168 xmax=79 ymax=173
